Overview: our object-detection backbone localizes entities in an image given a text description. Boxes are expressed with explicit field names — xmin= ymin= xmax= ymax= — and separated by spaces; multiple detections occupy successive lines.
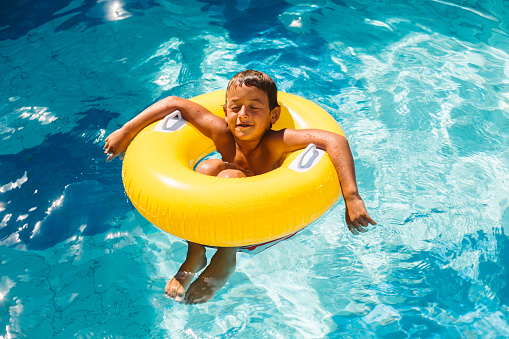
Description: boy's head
xmin=226 ymin=70 xmax=279 ymax=111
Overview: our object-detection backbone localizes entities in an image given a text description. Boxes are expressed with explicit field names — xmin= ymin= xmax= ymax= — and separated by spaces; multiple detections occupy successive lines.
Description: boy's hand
xmin=103 ymin=128 xmax=131 ymax=162
xmin=344 ymin=195 xmax=377 ymax=235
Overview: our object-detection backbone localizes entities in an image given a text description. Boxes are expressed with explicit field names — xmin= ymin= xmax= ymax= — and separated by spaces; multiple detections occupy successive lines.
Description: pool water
xmin=1 ymin=0 xmax=508 ymax=337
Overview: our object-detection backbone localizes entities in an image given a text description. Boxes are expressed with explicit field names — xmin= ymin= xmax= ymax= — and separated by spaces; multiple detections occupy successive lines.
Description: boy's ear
xmin=270 ymin=106 xmax=281 ymax=124
xmin=223 ymin=104 xmax=228 ymax=122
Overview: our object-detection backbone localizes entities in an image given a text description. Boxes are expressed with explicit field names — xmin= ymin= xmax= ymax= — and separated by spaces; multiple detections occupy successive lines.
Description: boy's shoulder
xmin=263 ymin=128 xmax=285 ymax=141
xmin=260 ymin=128 xmax=287 ymax=151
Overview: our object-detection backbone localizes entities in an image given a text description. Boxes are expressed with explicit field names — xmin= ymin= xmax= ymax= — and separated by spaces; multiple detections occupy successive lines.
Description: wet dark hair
xmin=226 ymin=70 xmax=279 ymax=110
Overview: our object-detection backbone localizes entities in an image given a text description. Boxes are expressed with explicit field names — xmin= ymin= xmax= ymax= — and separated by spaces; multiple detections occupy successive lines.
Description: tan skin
xmin=104 ymin=85 xmax=376 ymax=304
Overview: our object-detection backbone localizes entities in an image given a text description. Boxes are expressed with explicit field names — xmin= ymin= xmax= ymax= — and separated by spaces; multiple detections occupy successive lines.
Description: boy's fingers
xmin=347 ymin=225 xmax=359 ymax=235
xmin=105 ymin=149 xmax=126 ymax=162
xmin=351 ymin=218 xmax=368 ymax=232
xmin=355 ymin=224 xmax=368 ymax=233
xmin=106 ymin=153 xmax=116 ymax=162
xmin=358 ymin=218 xmax=369 ymax=227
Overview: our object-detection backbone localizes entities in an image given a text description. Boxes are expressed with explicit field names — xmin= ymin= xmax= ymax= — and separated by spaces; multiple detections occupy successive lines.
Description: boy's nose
xmin=238 ymin=106 xmax=249 ymax=117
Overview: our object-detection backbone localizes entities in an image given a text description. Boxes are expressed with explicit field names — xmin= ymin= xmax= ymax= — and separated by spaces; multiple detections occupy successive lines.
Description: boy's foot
xmin=183 ymin=247 xmax=238 ymax=304
xmin=165 ymin=243 xmax=207 ymax=302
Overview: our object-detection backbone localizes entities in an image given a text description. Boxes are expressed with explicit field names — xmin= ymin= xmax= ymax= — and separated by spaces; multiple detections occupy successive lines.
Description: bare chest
xmin=231 ymin=147 xmax=279 ymax=175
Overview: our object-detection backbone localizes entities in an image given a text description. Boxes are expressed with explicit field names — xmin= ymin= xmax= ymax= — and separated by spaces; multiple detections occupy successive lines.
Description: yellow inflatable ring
xmin=122 ymin=90 xmax=344 ymax=247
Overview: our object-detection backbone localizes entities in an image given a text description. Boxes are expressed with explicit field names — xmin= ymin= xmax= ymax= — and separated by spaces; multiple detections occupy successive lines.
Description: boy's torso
xmin=217 ymin=130 xmax=286 ymax=176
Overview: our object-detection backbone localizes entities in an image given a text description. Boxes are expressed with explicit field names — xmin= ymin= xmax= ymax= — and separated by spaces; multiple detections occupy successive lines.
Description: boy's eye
xmin=250 ymin=106 xmax=260 ymax=110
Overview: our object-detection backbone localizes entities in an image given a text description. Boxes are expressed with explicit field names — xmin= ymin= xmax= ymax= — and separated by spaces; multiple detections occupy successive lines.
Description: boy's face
xmin=223 ymin=85 xmax=280 ymax=142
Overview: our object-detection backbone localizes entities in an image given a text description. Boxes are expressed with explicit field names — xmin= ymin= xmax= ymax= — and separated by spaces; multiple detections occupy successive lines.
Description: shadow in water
xmin=0 ymin=0 xmax=158 ymax=41
xmin=0 ymin=107 xmax=130 ymax=250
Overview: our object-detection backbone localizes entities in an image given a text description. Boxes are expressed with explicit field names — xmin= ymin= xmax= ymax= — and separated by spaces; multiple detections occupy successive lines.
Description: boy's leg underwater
xmin=184 ymin=246 xmax=239 ymax=304
xmin=165 ymin=242 xmax=207 ymax=302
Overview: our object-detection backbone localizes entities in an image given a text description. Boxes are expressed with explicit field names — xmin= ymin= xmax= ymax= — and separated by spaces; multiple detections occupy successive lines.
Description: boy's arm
xmin=104 ymin=96 xmax=227 ymax=162
xmin=272 ymin=128 xmax=377 ymax=234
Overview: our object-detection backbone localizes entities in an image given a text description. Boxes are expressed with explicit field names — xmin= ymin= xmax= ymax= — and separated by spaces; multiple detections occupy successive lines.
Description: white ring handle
xmin=154 ymin=110 xmax=187 ymax=132
xmin=289 ymin=143 xmax=325 ymax=172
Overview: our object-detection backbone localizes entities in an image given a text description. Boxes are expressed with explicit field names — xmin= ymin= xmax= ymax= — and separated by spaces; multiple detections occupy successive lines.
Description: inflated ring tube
xmin=122 ymin=90 xmax=344 ymax=247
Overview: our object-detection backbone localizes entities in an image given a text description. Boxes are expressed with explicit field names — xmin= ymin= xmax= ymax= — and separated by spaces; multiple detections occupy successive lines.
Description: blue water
xmin=1 ymin=0 xmax=508 ymax=337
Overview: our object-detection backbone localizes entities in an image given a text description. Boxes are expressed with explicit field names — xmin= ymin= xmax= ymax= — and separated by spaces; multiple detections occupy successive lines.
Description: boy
xmin=104 ymin=70 xmax=376 ymax=304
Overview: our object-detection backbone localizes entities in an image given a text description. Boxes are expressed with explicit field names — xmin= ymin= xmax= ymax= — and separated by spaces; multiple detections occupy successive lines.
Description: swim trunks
xmin=238 ymin=232 xmax=298 ymax=254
